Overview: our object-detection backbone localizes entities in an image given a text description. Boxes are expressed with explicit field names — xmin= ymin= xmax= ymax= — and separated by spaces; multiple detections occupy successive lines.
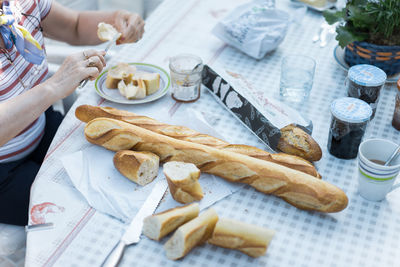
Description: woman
xmin=0 ymin=0 xmax=145 ymax=226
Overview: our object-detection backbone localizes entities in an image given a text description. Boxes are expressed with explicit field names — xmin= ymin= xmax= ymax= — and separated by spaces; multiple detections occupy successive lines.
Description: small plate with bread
xmin=95 ymin=62 xmax=170 ymax=104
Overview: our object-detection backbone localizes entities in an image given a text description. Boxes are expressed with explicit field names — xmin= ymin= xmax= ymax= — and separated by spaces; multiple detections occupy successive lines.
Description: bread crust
xmin=143 ymin=203 xmax=199 ymax=241
xmin=84 ymin=118 xmax=348 ymax=213
xmin=113 ymin=150 xmax=159 ymax=186
xmin=164 ymin=208 xmax=218 ymax=260
xmin=75 ymin=105 xmax=320 ymax=176
xmin=278 ymin=124 xmax=322 ymax=162
xmin=164 ymin=161 xmax=203 ymax=204
xmin=208 ymin=218 xmax=275 ymax=257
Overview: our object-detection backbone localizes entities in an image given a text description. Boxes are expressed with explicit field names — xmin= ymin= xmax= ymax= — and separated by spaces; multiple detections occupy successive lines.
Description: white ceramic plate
xmin=95 ymin=63 xmax=170 ymax=104
xmin=290 ymin=0 xmax=336 ymax=12
xmin=333 ymin=45 xmax=399 ymax=83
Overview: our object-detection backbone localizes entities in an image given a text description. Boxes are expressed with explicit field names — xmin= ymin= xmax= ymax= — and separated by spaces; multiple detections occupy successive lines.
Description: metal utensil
xmin=78 ymin=34 xmax=120 ymax=89
xmin=101 ymin=179 xmax=168 ymax=267
xmin=25 ymin=222 xmax=54 ymax=232
xmin=384 ymin=145 xmax=400 ymax=166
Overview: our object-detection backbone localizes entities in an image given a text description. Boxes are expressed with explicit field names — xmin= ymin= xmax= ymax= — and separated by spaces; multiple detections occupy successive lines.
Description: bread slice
xmin=113 ymin=150 xmax=159 ymax=186
xmin=117 ymin=79 xmax=146 ymax=100
xmin=208 ymin=218 xmax=275 ymax=257
xmin=143 ymin=203 xmax=199 ymax=241
xmin=97 ymin=22 xmax=121 ymax=41
xmin=105 ymin=63 xmax=136 ymax=89
xmin=139 ymin=72 xmax=160 ymax=95
xmin=164 ymin=208 xmax=218 ymax=260
xmin=163 ymin=161 xmax=203 ymax=204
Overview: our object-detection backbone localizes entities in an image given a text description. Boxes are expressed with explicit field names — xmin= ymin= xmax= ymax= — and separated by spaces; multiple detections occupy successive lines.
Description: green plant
xmin=323 ymin=0 xmax=400 ymax=47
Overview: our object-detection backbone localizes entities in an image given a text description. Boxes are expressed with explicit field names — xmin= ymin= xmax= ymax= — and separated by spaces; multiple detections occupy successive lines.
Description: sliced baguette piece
xmin=105 ymin=63 xmax=136 ymax=89
xmin=143 ymin=203 xmax=199 ymax=241
xmin=208 ymin=218 xmax=275 ymax=257
xmin=164 ymin=161 xmax=203 ymax=204
xmin=75 ymin=105 xmax=320 ymax=177
xmin=139 ymin=72 xmax=160 ymax=95
xmin=113 ymin=150 xmax=159 ymax=186
xmin=97 ymin=22 xmax=121 ymax=41
xmin=164 ymin=208 xmax=218 ymax=260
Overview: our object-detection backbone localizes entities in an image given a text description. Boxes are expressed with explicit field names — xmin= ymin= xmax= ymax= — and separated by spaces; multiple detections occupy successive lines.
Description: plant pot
xmin=345 ymin=41 xmax=400 ymax=76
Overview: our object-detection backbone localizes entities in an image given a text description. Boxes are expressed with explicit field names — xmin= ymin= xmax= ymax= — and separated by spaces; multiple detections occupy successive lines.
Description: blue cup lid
xmin=331 ymin=97 xmax=372 ymax=123
xmin=348 ymin=64 xmax=387 ymax=87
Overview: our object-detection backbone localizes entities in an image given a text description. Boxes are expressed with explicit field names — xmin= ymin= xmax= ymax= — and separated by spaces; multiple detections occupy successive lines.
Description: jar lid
xmin=348 ymin=64 xmax=387 ymax=87
xmin=331 ymin=97 xmax=372 ymax=123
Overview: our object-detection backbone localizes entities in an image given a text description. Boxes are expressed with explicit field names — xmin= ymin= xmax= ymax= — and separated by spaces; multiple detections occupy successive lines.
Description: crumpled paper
xmin=61 ymin=110 xmax=242 ymax=223
xmin=212 ymin=0 xmax=290 ymax=59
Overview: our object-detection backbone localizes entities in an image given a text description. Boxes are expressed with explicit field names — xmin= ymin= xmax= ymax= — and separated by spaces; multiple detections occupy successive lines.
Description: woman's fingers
xmin=85 ymin=67 xmax=100 ymax=81
xmin=81 ymin=49 xmax=106 ymax=66
xmin=115 ymin=11 xmax=145 ymax=44
xmin=84 ymin=56 xmax=104 ymax=74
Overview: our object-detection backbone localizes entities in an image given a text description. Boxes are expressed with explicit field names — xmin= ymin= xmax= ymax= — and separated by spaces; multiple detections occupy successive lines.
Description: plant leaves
xmin=336 ymin=25 xmax=367 ymax=48
xmin=323 ymin=10 xmax=345 ymax=25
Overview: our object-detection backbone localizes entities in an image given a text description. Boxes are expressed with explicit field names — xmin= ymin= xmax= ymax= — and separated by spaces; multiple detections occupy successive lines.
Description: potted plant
xmin=323 ymin=0 xmax=400 ymax=75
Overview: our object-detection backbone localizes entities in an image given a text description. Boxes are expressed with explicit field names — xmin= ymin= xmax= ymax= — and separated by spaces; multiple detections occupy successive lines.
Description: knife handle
xmin=102 ymin=241 xmax=126 ymax=267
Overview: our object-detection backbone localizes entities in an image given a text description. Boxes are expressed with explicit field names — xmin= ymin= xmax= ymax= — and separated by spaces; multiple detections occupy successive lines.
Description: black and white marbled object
xmin=202 ymin=65 xmax=281 ymax=150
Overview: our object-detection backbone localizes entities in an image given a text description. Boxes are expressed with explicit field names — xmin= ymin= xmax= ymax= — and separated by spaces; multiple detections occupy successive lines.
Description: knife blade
xmin=101 ymin=179 xmax=168 ymax=267
xmin=78 ymin=33 xmax=120 ymax=89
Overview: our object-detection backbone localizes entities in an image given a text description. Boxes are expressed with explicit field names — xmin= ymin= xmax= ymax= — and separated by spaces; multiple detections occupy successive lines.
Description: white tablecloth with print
xmin=26 ymin=0 xmax=400 ymax=266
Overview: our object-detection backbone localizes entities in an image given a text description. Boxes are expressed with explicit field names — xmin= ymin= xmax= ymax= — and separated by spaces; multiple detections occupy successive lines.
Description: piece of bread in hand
xmin=97 ymin=22 xmax=121 ymax=42
xmin=163 ymin=161 xmax=203 ymax=204
xmin=208 ymin=218 xmax=275 ymax=257
xmin=105 ymin=63 xmax=136 ymax=89
xmin=139 ymin=72 xmax=160 ymax=95
xmin=143 ymin=203 xmax=199 ymax=241
xmin=164 ymin=208 xmax=218 ymax=260
xmin=113 ymin=150 xmax=159 ymax=186
xmin=277 ymin=124 xmax=322 ymax=162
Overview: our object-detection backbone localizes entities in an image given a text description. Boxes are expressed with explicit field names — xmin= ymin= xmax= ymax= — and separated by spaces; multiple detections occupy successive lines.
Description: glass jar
xmin=328 ymin=97 xmax=372 ymax=159
xmin=169 ymin=54 xmax=204 ymax=103
xmin=392 ymin=79 xmax=400 ymax=130
xmin=346 ymin=64 xmax=386 ymax=119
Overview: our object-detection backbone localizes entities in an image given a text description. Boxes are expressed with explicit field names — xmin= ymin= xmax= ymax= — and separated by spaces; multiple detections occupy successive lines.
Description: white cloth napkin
xmin=61 ymin=110 xmax=242 ymax=223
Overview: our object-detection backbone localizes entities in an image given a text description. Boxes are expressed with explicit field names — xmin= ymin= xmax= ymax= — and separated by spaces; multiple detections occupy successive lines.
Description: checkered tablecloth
xmin=26 ymin=0 xmax=400 ymax=266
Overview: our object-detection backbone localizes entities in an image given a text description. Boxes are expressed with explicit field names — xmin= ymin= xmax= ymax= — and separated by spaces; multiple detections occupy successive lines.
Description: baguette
xmin=113 ymin=150 xmax=159 ymax=186
xmin=143 ymin=203 xmax=199 ymax=241
xmin=164 ymin=208 xmax=218 ymax=260
xmin=75 ymin=105 xmax=320 ymax=177
xmin=164 ymin=161 xmax=203 ymax=204
xmin=84 ymin=118 xmax=348 ymax=213
xmin=208 ymin=218 xmax=275 ymax=257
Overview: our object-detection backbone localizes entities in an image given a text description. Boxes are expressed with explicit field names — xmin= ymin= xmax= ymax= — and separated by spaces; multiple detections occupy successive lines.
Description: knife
xmin=101 ymin=179 xmax=168 ymax=267
xmin=78 ymin=33 xmax=120 ymax=89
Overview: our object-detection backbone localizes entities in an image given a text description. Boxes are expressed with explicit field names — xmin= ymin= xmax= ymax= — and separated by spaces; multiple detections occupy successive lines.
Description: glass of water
xmin=279 ymin=55 xmax=316 ymax=103
xmin=169 ymin=54 xmax=203 ymax=103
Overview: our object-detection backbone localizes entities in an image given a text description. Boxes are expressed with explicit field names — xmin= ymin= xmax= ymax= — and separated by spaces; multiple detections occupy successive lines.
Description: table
xmin=26 ymin=1 xmax=400 ymax=266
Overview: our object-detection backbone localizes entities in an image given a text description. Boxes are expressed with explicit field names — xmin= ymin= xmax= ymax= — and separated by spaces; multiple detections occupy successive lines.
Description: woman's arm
xmin=0 ymin=50 xmax=105 ymax=146
xmin=41 ymin=2 xmax=145 ymax=46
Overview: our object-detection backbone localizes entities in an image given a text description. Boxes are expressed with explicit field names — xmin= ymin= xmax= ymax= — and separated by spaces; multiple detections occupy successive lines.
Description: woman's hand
xmin=46 ymin=50 xmax=106 ymax=99
xmin=113 ymin=10 xmax=145 ymax=44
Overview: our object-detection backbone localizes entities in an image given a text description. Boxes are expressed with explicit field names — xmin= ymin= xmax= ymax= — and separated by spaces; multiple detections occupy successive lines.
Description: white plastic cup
xmin=358 ymin=139 xmax=400 ymax=201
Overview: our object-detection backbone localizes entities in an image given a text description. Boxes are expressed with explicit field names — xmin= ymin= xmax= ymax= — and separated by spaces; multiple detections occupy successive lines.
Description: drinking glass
xmin=279 ymin=55 xmax=316 ymax=103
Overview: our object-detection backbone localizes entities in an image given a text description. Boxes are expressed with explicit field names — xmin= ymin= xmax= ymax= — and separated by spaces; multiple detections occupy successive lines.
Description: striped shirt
xmin=0 ymin=0 xmax=52 ymax=162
